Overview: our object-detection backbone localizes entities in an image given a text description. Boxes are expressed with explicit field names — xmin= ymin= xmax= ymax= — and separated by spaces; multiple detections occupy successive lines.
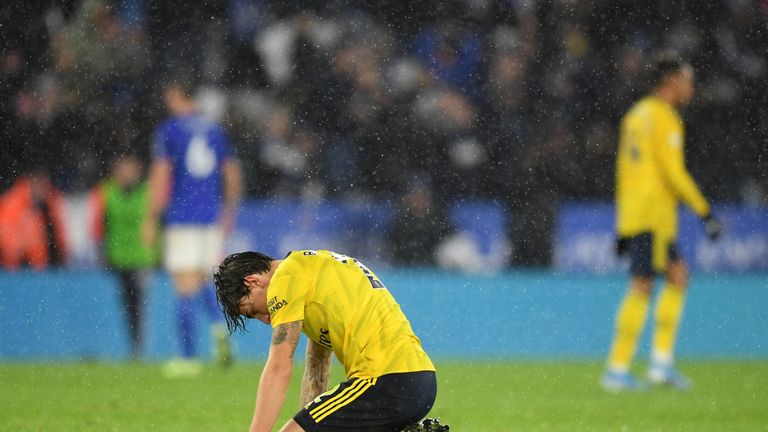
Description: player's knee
xmin=629 ymin=276 xmax=654 ymax=296
xmin=667 ymin=262 xmax=689 ymax=288
xmin=173 ymin=271 xmax=205 ymax=295
xmin=398 ymin=375 xmax=438 ymax=426
xmin=278 ymin=419 xmax=306 ymax=432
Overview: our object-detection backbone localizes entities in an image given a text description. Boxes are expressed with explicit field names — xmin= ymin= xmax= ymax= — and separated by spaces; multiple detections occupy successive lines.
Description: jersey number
xmin=186 ymin=134 xmax=216 ymax=178
xmin=329 ymin=252 xmax=385 ymax=289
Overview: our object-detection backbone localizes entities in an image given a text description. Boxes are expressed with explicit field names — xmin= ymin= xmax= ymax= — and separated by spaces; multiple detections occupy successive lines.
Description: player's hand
xmin=702 ymin=213 xmax=722 ymax=241
xmin=615 ymin=237 xmax=629 ymax=256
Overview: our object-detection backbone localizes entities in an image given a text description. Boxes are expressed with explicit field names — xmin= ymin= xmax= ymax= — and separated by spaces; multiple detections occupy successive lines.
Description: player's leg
xmin=603 ymin=275 xmax=652 ymax=389
xmin=163 ymin=227 xmax=205 ymax=377
xmin=174 ymin=270 xmax=206 ymax=353
xmin=159 ymin=270 xmax=205 ymax=376
xmin=197 ymin=224 xmax=232 ymax=367
xmin=603 ymin=233 xmax=654 ymax=390
xmin=195 ymin=273 xmax=234 ymax=368
xmin=648 ymin=249 xmax=691 ymax=390
xmin=117 ymin=269 xmax=142 ymax=359
xmin=197 ymin=224 xmax=226 ymax=321
xmin=278 ymin=419 xmax=306 ymax=432
xmin=294 ymin=371 xmax=437 ymax=432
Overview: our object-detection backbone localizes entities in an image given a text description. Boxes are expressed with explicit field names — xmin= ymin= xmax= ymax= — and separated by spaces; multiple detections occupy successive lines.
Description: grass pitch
xmin=1 ymin=360 xmax=766 ymax=431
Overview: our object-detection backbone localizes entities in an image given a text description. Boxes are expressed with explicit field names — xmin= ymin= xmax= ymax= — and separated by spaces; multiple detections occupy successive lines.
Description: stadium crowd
xmin=2 ymin=0 xmax=767 ymax=266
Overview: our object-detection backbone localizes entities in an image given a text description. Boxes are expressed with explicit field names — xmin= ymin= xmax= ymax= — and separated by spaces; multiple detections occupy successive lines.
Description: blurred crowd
xmin=2 ymin=0 xmax=767 ymax=267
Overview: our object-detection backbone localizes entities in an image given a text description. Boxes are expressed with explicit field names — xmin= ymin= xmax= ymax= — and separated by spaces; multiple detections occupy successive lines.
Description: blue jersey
xmin=152 ymin=113 xmax=233 ymax=225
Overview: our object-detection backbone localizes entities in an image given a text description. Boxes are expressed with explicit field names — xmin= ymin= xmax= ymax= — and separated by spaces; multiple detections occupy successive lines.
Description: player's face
xmin=239 ymin=273 xmax=272 ymax=325
xmin=113 ymin=158 xmax=142 ymax=187
xmin=240 ymin=303 xmax=271 ymax=325
xmin=163 ymin=87 xmax=187 ymax=113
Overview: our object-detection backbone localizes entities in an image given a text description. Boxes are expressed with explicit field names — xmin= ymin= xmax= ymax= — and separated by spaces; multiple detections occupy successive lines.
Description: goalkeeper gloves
xmin=702 ymin=213 xmax=722 ymax=241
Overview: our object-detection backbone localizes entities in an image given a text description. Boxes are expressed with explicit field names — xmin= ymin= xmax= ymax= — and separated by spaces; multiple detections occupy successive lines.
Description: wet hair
xmin=213 ymin=251 xmax=274 ymax=334
xmin=648 ymin=50 xmax=690 ymax=88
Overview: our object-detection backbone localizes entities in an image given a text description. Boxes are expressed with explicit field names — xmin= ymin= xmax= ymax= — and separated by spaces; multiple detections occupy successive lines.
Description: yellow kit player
xmin=602 ymin=52 xmax=722 ymax=391
xmin=214 ymin=250 xmax=445 ymax=432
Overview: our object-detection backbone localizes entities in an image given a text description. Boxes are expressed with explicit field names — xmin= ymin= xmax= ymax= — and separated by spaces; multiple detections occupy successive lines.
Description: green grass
xmin=1 ymin=360 xmax=767 ymax=431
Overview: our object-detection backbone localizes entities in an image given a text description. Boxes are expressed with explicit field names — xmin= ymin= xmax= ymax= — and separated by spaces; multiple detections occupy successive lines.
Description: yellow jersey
xmin=616 ymin=96 xmax=710 ymax=267
xmin=267 ymin=250 xmax=435 ymax=379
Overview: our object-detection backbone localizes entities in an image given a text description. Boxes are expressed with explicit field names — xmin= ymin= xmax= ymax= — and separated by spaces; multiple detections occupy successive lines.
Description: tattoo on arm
xmin=272 ymin=324 xmax=290 ymax=345
xmin=270 ymin=321 xmax=302 ymax=360
xmin=300 ymin=341 xmax=333 ymax=407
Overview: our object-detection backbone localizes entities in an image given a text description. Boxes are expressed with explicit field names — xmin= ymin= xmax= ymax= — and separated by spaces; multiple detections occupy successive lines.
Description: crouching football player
xmin=214 ymin=250 xmax=445 ymax=432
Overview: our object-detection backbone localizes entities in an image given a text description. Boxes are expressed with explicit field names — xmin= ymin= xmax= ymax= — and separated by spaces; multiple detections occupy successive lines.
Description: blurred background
xmin=1 ymin=1 xmax=767 ymax=430
xmin=1 ymin=0 xmax=767 ymax=360
xmin=3 ymin=0 xmax=767 ymax=268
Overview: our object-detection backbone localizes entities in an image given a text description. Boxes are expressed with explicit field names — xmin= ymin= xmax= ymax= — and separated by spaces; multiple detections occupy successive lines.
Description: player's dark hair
xmin=648 ymin=50 xmax=688 ymax=88
xmin=213 ymin=251 xmax=274 ymax=334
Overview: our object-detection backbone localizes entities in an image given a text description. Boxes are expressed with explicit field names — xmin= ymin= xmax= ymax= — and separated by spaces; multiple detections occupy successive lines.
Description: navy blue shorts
xmin=294 ymin=371 xmax=437 ymax=432
xmin=622 ymin=233 xmax=679 ymax=277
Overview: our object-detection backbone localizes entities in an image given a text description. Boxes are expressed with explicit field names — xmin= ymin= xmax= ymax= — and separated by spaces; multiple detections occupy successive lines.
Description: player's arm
xmin=249 ymin=320 xmax=302 ymax=432
xmin=220 ymin=158 xmax=243 ymax=235
xmin=654 ymin=122 xmax=724 ymax=238
xmin=654 ymin=119 xmax=709 ymax=217
xmin=141 ymin=158 xmax=171 ymax=247
xmin=147 ymin=158 xmax=172 ymax=220
xmin=300 ymin=339 xmax=333 ymax=407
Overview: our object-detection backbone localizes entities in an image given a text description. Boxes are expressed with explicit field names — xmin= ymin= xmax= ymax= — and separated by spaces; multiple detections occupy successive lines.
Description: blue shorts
xmin=294 ymin=371 xmax=436 ymax=432
xmin=622 ymin=233 xmax=680 ymax=277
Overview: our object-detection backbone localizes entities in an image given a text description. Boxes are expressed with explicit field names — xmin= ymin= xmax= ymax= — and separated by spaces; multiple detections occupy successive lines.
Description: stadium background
xmin=1 ymin=0 xmax=767 ymax=430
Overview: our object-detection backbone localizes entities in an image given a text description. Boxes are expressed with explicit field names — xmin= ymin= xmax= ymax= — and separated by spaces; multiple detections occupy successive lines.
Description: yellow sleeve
xmin=654 ymin=113 xmax=711 ymax=217
xmin=268 ymin=274 xmax=310 ymax=327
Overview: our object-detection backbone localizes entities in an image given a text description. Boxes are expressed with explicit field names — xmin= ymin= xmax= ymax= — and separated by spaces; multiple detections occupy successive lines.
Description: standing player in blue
xmin=146 ymin=76 xmax=243 ymax=377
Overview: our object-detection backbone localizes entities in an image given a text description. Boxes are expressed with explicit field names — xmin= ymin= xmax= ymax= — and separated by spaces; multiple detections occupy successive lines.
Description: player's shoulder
xmin=622 ymin=98 xmax=646 ymax=123
xmin=624 ymin=97 xmax=675 ymax=123
xmin=276 ymin=250 xmax=318 ymax=275
xmin=287 ymin=249 xmax=335 ymax=260
xmin=156 ymin=117 xmax=179 ymax=133
xmin=281 ymin=249 xmax=345 ymax=275
xmin=626 ymin=96 xmax=654 ymax=114
xmin=645 ymin=97 xmax=679 ymax=120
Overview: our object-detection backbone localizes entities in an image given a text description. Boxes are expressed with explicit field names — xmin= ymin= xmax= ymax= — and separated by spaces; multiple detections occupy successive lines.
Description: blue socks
xmin=178 ymin=295 xmax=196 ymax=358
xmin=177 ymin=286 xmax=223 ymax=358
xmin=200 ymin=286 xmax=223 ymax=322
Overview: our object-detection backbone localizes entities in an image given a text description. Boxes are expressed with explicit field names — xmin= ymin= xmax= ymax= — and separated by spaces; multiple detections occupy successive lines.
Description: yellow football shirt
xmin=267 ymin=250 xmax=435 ymax=379
xmin=615 ymin=96 xmax=710 ymax=269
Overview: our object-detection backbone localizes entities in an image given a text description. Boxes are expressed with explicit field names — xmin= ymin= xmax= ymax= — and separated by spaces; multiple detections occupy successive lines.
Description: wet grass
xmin=1 ymin=360 xmax=766 ymax=431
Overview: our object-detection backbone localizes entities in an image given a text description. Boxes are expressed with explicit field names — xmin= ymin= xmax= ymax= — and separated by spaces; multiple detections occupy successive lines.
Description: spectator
xmin=2 ymin=1 xmax=767 ymax=269
xmin=390 ymin=177 xmax=453 ymax=266
xmin=413 ymin=20 xmax=484 ymax=100
xmin=258 ymin=106 xmax=325 ymax=199
xmin=0 ymin=168 xmax=68 ymax=270
xmin=90 ymin=153 xmax=159 ymax=359
xmin=52 ymin=0 xmax=138 ymax=102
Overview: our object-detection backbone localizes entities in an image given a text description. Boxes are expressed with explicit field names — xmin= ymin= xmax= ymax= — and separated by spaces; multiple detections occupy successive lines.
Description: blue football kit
xmin=152 ymin=113 xmax=233 ymax=225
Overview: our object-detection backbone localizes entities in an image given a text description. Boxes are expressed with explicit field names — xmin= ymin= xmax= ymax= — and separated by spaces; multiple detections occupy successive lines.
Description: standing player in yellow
xmin=213 ymin=250 xmax=444 ymax=432
xmin=602 ymin=53 xmax=722 ymax=391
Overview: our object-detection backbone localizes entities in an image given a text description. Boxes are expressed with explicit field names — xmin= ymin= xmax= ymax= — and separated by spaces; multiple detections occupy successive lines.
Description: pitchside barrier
xmin=1 ymin=199 xmax=765 ymax=360
xmin=62 ymin=196 xmax=511 ymax=272
xmin=0 ymin=270 xmax=765 ymax=360
xmin=554 ymin=201 xmax=768 ymax=272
